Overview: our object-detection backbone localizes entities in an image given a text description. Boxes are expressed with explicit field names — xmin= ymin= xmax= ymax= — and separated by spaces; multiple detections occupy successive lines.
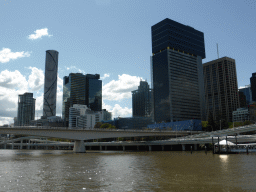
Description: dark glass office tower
xmin=62 ymin=73 xmax=86 ymax=121
xmin=203 ymin=57 xmax=240 ymax=122
xmin=62 ymin=73 xmax=102 ymax=125
xmin=151 ymin=18 xmax=206 ymax=123
xmin=17 ymin=92 xmax=35 ymax=126
xmin=86 ymin=74 xmax=102 ymax=111
xmin=239 ymin=92 xmax=247 ymax=108
xmin=132 ymin=80 xmax=153 ymax=118
xmin=250 ymin=73 xmax=256 ymax=102
xmin=239 ymin=85 xmax=252 ymax=105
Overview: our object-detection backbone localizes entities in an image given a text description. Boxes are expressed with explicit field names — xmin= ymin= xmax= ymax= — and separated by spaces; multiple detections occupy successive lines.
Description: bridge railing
xmin=2 ymin=126 xmax=203 ymax=134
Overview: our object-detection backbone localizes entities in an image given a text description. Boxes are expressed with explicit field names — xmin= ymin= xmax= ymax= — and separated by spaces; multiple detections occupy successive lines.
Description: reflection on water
xmin=1 ymin=150 xmax=256 ymax=191
xmin=219 ymin=154 xmax=229 ymax=162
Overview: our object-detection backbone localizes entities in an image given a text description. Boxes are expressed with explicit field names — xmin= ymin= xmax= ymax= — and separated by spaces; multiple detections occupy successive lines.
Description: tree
xmin=94 ymin=122 xmax=102 ymax=128
xmin=100 ymin=123 xmax=116 ymax=129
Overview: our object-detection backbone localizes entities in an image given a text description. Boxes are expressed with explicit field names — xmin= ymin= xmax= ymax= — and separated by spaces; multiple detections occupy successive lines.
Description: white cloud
xmin=112 ymin=104 xmax=132 ymax=117
xmin=28 ymin=67 xmax=44 ymax=91
xmin=0 ymin=69 xmax=28 ymax=90
xmin=28 ymin=28 xmax=52 ymax=40
xmin=65 ymin=66 xmax=85 ymax=74
xmin=102 ymin=100 xmax=112 ymax=112
xmin=0 ymin=117 xmax=14 ymax=126
xmin=103 ymin=74 xmax=143 ymax=101
xmin=0 ymin=48 xmax=31 ymax=63
xmin=102 ymin=101 xmax=132 ymax=118
xmin=101 ymin=73 xmax=110 ymax=80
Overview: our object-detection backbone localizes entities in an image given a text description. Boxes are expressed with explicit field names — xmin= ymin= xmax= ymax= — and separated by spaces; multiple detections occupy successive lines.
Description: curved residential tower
xmin=42 ymin=50 xmax=59 ymax=118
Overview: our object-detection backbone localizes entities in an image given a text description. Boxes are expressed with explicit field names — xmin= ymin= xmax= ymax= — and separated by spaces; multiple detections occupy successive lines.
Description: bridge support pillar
xmin=20 ymin=140 xmax=23 ymax=150
xmin=73 ymin=140 xmax=86 ymax=153
xmin=162 ymin=145 xmax=164 ymax=151
xmin=4 ymin=144 xmax=6 ymax=149
xmin=123 ymin=146 xmax=125 ymax=151
xmin=182 ymin=144 xmax=186 ymax=151
xmin=194 ymin=144 xmax=197 ymax=151
xmin=100 ymin=146 xmax=102 ymax=151
xmin=12 ymin=141 xmax=14 ymax=149
xmin=149 ymin=145 xmax=152 ymax=151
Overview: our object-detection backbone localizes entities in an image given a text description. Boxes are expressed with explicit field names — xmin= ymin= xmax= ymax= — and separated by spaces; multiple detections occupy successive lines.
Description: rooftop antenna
xmin=217 ymin=43 xmax=219 ymax=59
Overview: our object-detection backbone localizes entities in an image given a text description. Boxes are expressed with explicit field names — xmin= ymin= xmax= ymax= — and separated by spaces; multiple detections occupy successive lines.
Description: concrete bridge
xmin=2 ymin=134 xmax=256 ymax=152
xmin=2 ymin=124 xmax=256 ymax=152
xmin=0 ymin=126 xmax=201 ymax=152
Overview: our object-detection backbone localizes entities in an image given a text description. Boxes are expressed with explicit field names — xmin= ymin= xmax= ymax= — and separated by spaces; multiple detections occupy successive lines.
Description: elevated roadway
xmin=0 ymin=126 xmax=202 ymax=152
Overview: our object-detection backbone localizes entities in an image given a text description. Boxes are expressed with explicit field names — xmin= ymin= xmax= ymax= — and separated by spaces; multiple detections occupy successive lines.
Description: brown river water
xmin=0 ymin=150 xmax=256 ymax=191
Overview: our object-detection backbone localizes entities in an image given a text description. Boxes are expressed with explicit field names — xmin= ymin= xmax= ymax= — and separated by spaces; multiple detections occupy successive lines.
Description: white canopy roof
xmin=215 ymin=140 xmax=236 ymax=146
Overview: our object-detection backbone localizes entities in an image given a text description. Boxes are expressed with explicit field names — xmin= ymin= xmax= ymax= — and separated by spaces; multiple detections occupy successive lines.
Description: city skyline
xmin=1 ymin=0 xmax=256 ymax=125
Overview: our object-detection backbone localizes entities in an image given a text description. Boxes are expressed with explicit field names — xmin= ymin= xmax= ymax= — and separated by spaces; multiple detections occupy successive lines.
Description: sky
xmin=0 ymin=0 xmax=256 ymax=125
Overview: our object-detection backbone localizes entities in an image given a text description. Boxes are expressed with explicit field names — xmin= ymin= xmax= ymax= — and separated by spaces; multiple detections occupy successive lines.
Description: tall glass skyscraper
xmin=17 ymin=92 xmax=35 ymax=126
xmin=151 ymin=18 xmax=206 ymax=123
xmin=203 ymin=57 xmax=240 ymax=122
xmin=62 ymin=73 xmax=102 ymax=125
xmin=239 ymin=85 xmax=252 ymax=105
xmin=132 ymin=80 xmax=153 ymax=118
xmin=42 ymin=50 xmax=59 ymax=118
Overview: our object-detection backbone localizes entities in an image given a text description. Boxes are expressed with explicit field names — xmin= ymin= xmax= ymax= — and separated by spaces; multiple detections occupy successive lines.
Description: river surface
xmin=1 ymin=150 xmax=256 ymax=191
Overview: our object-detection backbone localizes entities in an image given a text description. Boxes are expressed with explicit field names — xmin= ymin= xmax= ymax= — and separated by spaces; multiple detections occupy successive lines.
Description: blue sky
xmin=1 ymin=0 xmax=256 ymax=125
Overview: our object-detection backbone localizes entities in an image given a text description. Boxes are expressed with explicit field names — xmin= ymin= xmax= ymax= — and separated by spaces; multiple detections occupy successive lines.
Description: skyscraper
xmin=203 ymin=57 xmax=240 ymax=122
xmin=62 ymin=73 xmax=102 ymax=125
xmin=250 ymin=73 xmax=256 ymax=102
xmin=239 ymin=91 xmax=247 ymax=108
xmin=42 ymin=50 xmax=59 ymax=118
xmin=239 ymin=84 xmax=252 ymax=105
xmin=17 ymin=92 xmax=35 ymax=126
xmin=132 ymin=80 xmax=153 ymax=118
xmin=86 ymin=74 xmax=102 ymax=111
xmin=151 ymin=18 xmax=206 ymax=123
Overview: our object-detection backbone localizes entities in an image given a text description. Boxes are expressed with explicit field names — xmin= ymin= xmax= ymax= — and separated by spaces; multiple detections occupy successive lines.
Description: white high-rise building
xmin=68 ymin=104 xmax=103 ymax=129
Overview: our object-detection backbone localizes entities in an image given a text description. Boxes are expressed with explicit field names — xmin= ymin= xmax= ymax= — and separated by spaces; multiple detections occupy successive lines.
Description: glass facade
xmin=17 ymin=93 xmax=35 ymax=126
xmin=62 ymin=73 xmax=86 ymax=121
xmin=43 ymin=50 xmax=58 ymax=118
xmin=239 ymin=85 xmax=252 ymax=105
xmin=132 ymin=80 xmax=153 ymax=118
xmin=152 ymin=50 xmax=170 ymax=123
xmin=62 ymin=73 xmax=102 ymax=125
xmin=152 ymin=18 xmax=205 ymax=59
xmin=151 ymin=18 xmax=206 ymax=123
xmin=203 ymin=57 xmax=240 ymax=122
xmin=88 ymin=78 xmax=102 ymax=111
